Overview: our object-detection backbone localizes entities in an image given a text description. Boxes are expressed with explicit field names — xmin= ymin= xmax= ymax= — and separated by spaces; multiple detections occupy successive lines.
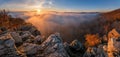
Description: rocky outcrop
xmin=70 ymin=40 xmax=83 ymax=51
xmin=41 ymin=33 xmax=70 ymax=57
xmin=107 ymin=38 xmax=120 ymax=57
xmin=67 ymin=40 xmax=85 ymax=57
xmin=108 ymin=29 xmax=120 ymax=40
xmin=10 ymin=32 xmax=23 ymax=44
xmin=17 ymin=33 xmax=70 ymax=57
xmin=0 ymin=33 xmax=25 ymax=57
xmin=83 ymin=45 xmax=107 ymax=57
xmin=34 ymin=35 xmax=43 ymax=44
xmin=107 ymin=29 xmax=120 ymax=57
xmin=0 ymin=26 xmax=120 ymax=57
xmin=18 ymin=43 xmax=42 ymax=56
xmin=19 ymin=25 xmax=41 ymax=36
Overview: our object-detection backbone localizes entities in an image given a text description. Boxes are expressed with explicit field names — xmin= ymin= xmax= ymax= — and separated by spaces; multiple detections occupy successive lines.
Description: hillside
xmin=102 ymin=8 xmax=120 ymax=21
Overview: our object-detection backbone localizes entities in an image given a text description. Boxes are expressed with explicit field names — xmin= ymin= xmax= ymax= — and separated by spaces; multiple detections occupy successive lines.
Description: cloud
xmin=0 ymin=0 xmax=54 ymax=10
xmin=9 ymin=11 xmax=99 ymax=42
xmin=24 ymin=12 xmax=98 ymax=41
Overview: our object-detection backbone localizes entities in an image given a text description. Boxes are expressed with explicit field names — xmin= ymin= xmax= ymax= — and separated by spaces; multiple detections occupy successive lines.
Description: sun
xmin=36 ymin=9 xmax=42 ymax=14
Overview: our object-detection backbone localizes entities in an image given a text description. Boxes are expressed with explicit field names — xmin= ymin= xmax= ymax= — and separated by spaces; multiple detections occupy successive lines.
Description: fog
xmin=11 ymin=11 xmax=99 ymax=42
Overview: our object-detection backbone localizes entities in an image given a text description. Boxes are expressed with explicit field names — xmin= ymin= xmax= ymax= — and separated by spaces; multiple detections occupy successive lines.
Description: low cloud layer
xmin=11 ymin=11 xmax=99 ymax=42
xmin=26 ymin=12 xmax=99 ymax=41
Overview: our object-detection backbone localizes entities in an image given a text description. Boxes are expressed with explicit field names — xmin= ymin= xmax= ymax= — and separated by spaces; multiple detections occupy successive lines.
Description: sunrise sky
xmin=0 ymin=0 xmax=120 ymax=12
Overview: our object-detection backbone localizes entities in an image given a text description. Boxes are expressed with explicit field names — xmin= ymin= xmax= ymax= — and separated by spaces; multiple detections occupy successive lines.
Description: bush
xmin=85 ymin=34 xmax=101 ymax=47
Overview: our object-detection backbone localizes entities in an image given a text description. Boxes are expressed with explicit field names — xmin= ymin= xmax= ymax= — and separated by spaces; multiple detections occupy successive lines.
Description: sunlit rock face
xmin=107 ymin=38 xmax=120 ymax=57
xmin=17 ymin=33 xmax=69 ymax=57
xmin=108 ymin=29 xmax=120 ymax=40
xmin=107 ymin=29 xmax=120 ymax=57
xmin=41 ymin=33 xmax=70 ymax=57
xmin=0 ymin=33 xmax=25 ymax=57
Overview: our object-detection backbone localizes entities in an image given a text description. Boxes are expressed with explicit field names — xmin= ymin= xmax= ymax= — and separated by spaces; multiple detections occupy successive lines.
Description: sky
xmin=0 ymin=0 xmax=120 ymax=12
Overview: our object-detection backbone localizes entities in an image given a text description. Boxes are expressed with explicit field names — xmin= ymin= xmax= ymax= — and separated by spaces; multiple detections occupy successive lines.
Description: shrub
xmin=85 ymin=34 xmax=101 ymax=47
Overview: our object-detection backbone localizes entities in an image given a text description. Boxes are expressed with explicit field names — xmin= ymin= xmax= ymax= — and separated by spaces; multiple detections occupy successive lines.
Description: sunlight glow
xmin=36 ymin=9 xmax=42 ymax=14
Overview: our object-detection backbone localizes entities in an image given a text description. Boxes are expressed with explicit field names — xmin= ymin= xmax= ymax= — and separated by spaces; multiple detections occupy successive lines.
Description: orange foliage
xmin=85 ymin=34 xmax=101 ymax=47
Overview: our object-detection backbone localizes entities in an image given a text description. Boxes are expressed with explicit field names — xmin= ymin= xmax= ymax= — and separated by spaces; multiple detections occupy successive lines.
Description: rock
xmin=29 ymin=27 xmax=41 ymax=36
xmin=0 ymin=33 xmax=26 ymax=57
xmin=68 ymin=40 xmax=85 ymax=57
xmin=19 ymin=31 xmax=36 ymax=43
xmin=70 ymin=40 xmax=83 ymax=51
xmin=34 ymin=35 xmax=42 ymax=44
xmin=96 ymin=45 xmax=107 ymax=57
xmin=103 ymin=45 xmax=107 ymax=52
xmin=10 ymin=32 xmax=22 ymax=44
xmin=20 ymin=31 xmax=33 ymax=42
xmin=41 ymin=33 xmax=70 ymax=57
xmin=107 ymin=29 xmax=120 ymax=57
xmin=19 ymin=25 xmax=41 ymax=36
xmin=83 ymin=47 xmax=96 ymax=57
xmin=18 ymin=43 xmax=42 ymax=55
xmin=20 ymin=31 xmax=31 ymax=39
xmin=64 ymin=42 xmax=77 ymax=57
xmin=19 ymin=25 xmax=32 ymax=31
xmin=108 ymin=29 xmax=120 ymax=39
xmin=107 ymin=38 xmax=120 ymax=57
xmin=83 ymin=45 xmax=107 ymax=57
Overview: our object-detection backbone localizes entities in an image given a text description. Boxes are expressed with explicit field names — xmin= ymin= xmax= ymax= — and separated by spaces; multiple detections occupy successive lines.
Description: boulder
xmin=10 ymin=32 xmax=22 ymax=44
xmin=83 ymin=45 xmax=107 ymax=57
xmin=70 ymin=40 xmax=83 ymax=51
xmin=29 ymin=27 xmax=41 ymax=36
xmin=64 ymin=42 xmax=77 ymax=57
xmin=107 ymin=38 xmax=120 ymax=57
xmin=18 ymin=43 xmax=42 ymax=55
xmin=107 ymin=29 xmax=120 ymax=57
xmin=41 ymin=33 xmax=70 ymax=57
xmin=68 ymin=40 xmax=84 ymax=57
xmin=96 ymin=45 xmax=107 ymax=57
xmin=20 ymin=31 xmax=33 ymax=42
xmin=0 ymin=33 xmax=26 ymax=57
xmin=34 ymin=35 xmax=43 ymax=44
xmin=108 ymin=29 xmax=120 ymax=40
xmin=19 ymin=25 xmax=41 ymax=36
xmin=83 ymin=47 xmax=96 ymax=57
xmin=19 ymin=31 xmax=35 ymax=43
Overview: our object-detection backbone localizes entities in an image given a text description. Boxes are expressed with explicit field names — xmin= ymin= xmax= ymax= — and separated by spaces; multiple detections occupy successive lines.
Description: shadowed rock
xmin=0 ymin=33 xmax=26 ymax=57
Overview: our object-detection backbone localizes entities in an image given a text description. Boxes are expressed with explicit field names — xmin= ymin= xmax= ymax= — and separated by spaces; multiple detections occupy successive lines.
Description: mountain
xmin=102 ymin=8 xmax=120 ymax=21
